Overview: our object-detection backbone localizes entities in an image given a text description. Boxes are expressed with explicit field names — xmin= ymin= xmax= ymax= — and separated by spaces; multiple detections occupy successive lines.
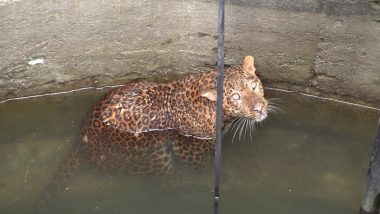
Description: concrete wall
xmin=0 ymin=0 xmax=379 ymax=107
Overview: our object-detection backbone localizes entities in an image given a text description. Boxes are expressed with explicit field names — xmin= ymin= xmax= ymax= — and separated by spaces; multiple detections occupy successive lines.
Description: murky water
xmin=0 ymin=88 xmax=378 ymax=214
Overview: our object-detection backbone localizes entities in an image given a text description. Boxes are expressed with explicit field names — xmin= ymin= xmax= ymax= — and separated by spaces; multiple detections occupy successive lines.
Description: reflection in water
xmin=41 ymin=129 xmax=214 ymax=210
xmin=0 ymin=89 xmax=378 ymax=214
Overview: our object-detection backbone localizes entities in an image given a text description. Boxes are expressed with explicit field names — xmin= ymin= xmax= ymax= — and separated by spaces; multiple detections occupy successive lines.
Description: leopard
xmin=38 ymin=55 xmax=270 ymax=211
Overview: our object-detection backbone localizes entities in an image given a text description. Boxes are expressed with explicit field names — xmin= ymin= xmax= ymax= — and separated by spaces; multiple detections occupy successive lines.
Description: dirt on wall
xmin=0 ymin=0 xmax=379 ymax=107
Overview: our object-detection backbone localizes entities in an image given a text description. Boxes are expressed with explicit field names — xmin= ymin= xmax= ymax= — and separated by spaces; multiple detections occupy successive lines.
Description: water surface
xmin=0 ymin=88 xmax=378 ymax=214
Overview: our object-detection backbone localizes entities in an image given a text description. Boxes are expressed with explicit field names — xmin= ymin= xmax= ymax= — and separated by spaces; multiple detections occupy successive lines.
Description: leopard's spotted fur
xmin=39 ymin=55 xmax=268 ymax=210
xmin=101 ymin=55 xmax=267 ymax=139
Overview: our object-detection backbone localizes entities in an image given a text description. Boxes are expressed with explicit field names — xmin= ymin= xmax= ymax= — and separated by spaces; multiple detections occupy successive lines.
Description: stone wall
xmin=0 ymin=0 xmax=379 ymax=106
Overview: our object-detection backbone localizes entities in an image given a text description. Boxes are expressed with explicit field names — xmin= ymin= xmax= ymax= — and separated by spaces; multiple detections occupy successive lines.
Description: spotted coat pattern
xmin=101 ymin=55 xmax=268 ymax=139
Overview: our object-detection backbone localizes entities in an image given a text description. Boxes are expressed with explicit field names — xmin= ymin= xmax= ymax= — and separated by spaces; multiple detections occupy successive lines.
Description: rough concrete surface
xmin=0 ymin=0 xmax=379 ymax=107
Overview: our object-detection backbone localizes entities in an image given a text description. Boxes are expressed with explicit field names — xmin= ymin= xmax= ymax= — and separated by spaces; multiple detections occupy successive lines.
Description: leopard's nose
xmin=253 ymin=103 xmax=264 ymax=113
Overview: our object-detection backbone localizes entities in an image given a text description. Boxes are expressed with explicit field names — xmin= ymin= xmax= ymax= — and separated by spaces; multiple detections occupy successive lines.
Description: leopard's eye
xmin=231 ymin=93 xmax=240 ymax=100
xmin=251 ymin=82 xmax=257 ymax=90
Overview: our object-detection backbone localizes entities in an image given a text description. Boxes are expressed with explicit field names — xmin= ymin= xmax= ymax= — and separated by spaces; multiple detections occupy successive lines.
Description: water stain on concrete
xmin=0 ymin=0 xmax=379 ymax=107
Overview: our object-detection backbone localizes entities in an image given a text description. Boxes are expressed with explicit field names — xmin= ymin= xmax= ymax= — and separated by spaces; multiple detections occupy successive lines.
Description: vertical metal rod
xmin=360 ymin=117 xmax=380 ymax=214
xmin=214 ymin=0 xmax=225 ymax=213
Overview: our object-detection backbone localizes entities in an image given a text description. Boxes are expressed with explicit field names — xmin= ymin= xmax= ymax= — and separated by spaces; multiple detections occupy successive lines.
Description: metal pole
xmin=214 ymin=0 xmax=225 ymax=213
xmin=360 ymin=116 xmax=380 ymax=214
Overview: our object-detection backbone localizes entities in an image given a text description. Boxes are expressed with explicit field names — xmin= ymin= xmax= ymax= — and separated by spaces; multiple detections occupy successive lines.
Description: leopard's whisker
xmin=249 ymin=119 xmax=255 ymax=141
xmin=238 ymin=118 xmax=246 ymax=142
xmin=236 ymin=118 xmax=245 ymax=142
xmin=248 ymin=119 xmax=252 ymax=141
xmin=268 ymin=101 xmax=281 ymax=107
xmin=242 ymin=118 xmax=248 ymax=141
xmin=232 ymin=117 xmax=244 ymax=143
xmin=229 ymin=117 xmax=242 ymax=132
xmin=268 ymin=105 xmax=284 ymax=114
xmin=234 ymin=118 xmax=243 ymax=142
xmin=225 ymin=117 xmax=238 ymax=132
xmin=238 ymin=118 xmax=244 ymax=141
xmin=268 ymin=100 xmax=281 ymax=108
xmin=268 ymin=97 xmax=281 ymax=102
xmin=244 ymin=118 xmax=251 ymax=141
xmin=267 ymin=99 xmax=284 ymax=114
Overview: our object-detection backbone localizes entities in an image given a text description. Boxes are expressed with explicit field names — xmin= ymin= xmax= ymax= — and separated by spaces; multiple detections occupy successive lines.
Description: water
xmin=0 ymin=87 xmax=378 ymax=214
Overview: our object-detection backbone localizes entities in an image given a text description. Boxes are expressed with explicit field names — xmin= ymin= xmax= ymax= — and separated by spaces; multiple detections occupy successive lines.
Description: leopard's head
xmin=201 ymin=55 xmax=268 ymax=123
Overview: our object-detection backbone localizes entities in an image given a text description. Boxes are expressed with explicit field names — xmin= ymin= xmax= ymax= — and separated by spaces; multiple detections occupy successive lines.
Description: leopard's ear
xmin=243 ymin=55 xmax=256 ymax=75
xmin=201 ymin=89 xmax=217 ymax=101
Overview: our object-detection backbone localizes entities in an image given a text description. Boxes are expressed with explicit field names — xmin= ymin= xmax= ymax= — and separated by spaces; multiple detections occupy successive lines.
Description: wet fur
xmin=38 ymin=55 xmax=269 ymax=211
